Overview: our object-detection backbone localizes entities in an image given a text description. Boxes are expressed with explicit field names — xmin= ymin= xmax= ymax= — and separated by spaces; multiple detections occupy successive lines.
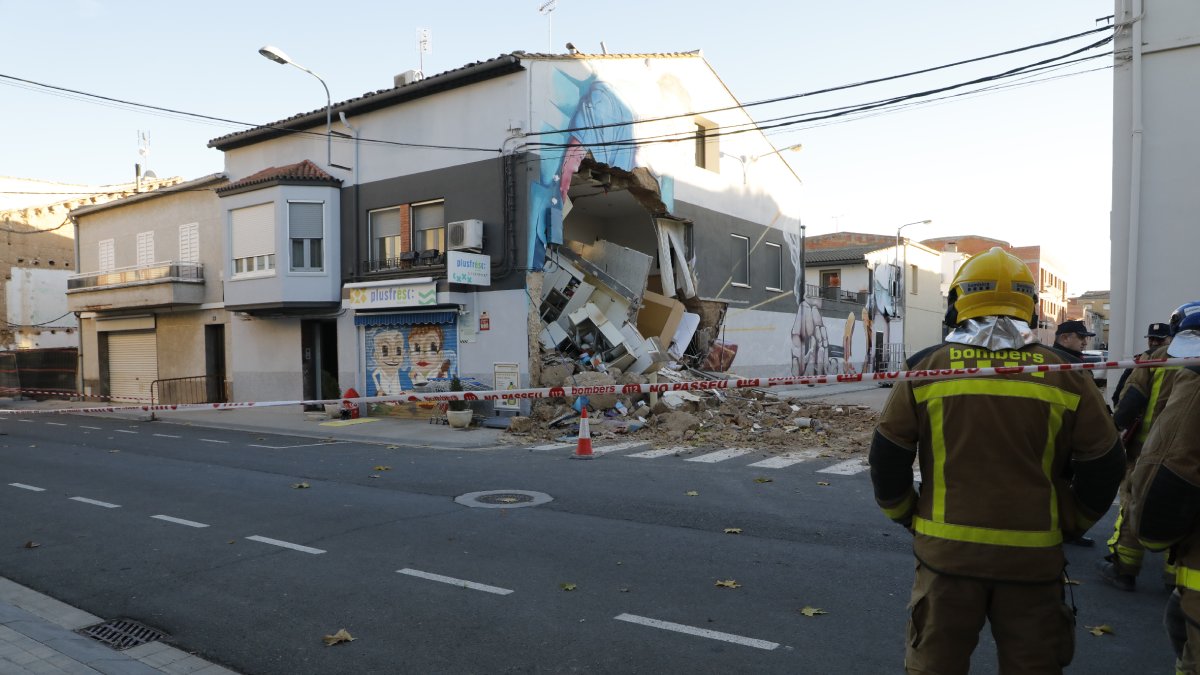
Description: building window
xmin=412 ymin=200 xmax=445 ymax=253
xmin=369 ymin=206 xmax=405 ymax=263
xmin=231 ymin=202 xmax=275 ymax=277
xmin=694 ymin=118 xmax=718 ymax=172
xmin=764 ymin=242 xmax=783 ymax=291
xmin=178 ymin=223 xmax=199 ymax=263
xmin=98 ymin=239 xmax=115 ymax=272
xmin=730 ymin=234 xmax=749 ymax=287
xmin=136 ymin=231 xmax=154 ymax=266
xmin=288 ymin=201 xmax=324 ymax=272
xmin=821 ymin=270 xmax=841 ymax=288
xmin=910 ymin=264 xmax=918 ymax=294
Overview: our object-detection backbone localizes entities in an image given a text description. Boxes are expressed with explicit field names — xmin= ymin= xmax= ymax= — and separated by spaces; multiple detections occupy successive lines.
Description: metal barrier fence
xmin=150 ymin=375 xmax=227 ymax=405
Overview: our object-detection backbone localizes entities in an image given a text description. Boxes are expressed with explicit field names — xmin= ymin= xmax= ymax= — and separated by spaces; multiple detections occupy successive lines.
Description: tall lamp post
xmin=894 ymin=219 xmax=932 ymax=365
xmin=259 ymin=45 xmax=332 ymax=167
xmin=720 ymin=144 xmax=803 ymax=185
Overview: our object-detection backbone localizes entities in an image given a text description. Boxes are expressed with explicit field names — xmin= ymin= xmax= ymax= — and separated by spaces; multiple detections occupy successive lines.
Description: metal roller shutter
xmin=108 ymin=331 xmax=158 ymax=403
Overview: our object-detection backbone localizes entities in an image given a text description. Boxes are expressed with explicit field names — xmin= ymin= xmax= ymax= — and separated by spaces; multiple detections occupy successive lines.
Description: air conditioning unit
xmin=447 ymin=219 xmax=484 ymax=251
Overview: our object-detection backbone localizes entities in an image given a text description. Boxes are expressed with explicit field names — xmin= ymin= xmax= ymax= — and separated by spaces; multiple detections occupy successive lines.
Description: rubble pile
xmin=508 ymin=231 xmax=878 ymax=455
xmin=506 ymin=364 xmax=878 ymax=456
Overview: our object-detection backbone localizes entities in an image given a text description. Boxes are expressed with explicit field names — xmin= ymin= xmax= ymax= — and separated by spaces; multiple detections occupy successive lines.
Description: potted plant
xmin=446 ymin=376 xmax=473 ymax=429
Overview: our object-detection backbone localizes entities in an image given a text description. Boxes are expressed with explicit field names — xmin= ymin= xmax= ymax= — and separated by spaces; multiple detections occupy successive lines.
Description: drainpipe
xmin=1121 ymin=2 xmax=1144 ymax=360
xmin=339 ymin=112 xmax=360 ymax=279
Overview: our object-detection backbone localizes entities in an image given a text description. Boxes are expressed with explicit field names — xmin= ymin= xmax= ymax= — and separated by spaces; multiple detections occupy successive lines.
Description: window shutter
xmin=99 ymin=239 xmax=115 ymax=271
xmin=136 ymin=231 xmax=155 ymax=265
xmin=178 ymin=223 xmax=199 ymax=262
xmin=412 ymin=201 xmax=444 ymax=233
xmin=231 ymin=203 xmax=275 ymax=258
xmin=370 ymin=207 xmax=402 ymax=238
xmin=288 ymin=202 xmax=323 ymax=239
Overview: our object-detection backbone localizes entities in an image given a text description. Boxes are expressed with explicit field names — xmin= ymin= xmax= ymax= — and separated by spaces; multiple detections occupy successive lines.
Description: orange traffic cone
xmin=572 ymin=407 xmax=594 ymax=460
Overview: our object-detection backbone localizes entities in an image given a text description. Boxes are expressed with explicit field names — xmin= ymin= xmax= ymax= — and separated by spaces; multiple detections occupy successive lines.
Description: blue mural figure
xmin=529 ymin=70 xmax=638 ymax=269
xmin=367 ymin=328 xmax=410 ymax=396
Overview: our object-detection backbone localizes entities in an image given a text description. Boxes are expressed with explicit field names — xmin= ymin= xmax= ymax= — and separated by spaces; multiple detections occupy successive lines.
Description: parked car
xmin=1080 ymin=349 xmax=1109 ymax=388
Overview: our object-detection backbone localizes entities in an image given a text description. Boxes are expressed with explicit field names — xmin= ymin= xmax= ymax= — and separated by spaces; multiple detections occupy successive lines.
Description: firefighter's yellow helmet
xmin=946 ymin=247 xmax=1037 ymax=324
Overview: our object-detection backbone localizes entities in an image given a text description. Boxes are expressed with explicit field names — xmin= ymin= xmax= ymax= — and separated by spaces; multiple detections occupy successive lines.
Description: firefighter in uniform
xmin=1131 ymin=302 xmax=1200 ymax=673
xmin=1112 ymin=322 xmax=1172 ymax=407
xmin=1099 ymin=320 xmax=1181 ymax=591
xmin=870 ymin=247 xmax=1125 ymax=674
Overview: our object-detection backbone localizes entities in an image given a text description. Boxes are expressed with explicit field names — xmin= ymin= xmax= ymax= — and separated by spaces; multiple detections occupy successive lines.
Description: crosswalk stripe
xmin=529 ymin=443 xmax=574 ymax=451
xmin=686 ymin=448 xmax=754 ymax=463
xmin=591 ymin=441 xmax=648 ymax=455
xmin=817 ymin=459 xmax=870 ymax=475
xmin=747 ymin=449 xmax=822 ymax=469
xmin=628 ymin=446 xmax=689 ymax=458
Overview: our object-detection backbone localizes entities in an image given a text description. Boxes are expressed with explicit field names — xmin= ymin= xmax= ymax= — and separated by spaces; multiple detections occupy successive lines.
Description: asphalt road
xmin=0 ymin=413 xmax=1179 ymax=674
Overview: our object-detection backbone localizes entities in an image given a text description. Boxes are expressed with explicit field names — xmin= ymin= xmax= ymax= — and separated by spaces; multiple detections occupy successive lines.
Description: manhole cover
xmin=79 ymin=618 xmax=169 ymax=650
xmin=455 ymin=489 xmax=553 ymax=509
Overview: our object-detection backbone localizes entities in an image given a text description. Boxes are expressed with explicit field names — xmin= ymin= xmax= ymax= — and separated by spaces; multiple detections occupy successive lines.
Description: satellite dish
xmin=143 ymin=170 xmax=157 ymax=179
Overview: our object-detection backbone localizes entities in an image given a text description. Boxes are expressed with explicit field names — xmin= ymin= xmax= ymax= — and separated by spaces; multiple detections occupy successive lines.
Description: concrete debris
xmin=507 ymin=417 xmax=534 ymax=434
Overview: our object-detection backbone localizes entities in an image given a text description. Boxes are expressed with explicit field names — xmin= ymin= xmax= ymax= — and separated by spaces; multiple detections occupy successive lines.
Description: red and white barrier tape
xmin=0 ymin=388 xmax=141 ymax=402
xmin=1 ymin=356 xmax=1195 ymax=416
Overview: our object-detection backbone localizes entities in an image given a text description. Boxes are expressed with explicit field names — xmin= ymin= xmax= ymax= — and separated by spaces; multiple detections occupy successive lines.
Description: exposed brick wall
xmin=804 ymin=232 xmax=895 ymax=251
xmin=400 ymin=204 xmax=411 ymax=252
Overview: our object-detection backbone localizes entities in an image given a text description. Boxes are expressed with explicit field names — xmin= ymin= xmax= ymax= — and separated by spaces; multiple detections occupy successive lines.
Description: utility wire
xmin=0 ymin=72 xmax=500 ymax=154
xmin=0 ymin=215 xmax=71 ymax=235
xmin=3 ymin=312 xmax=74 ymax=328
xmin=521 ymin=25 xmax=1114 ymax=138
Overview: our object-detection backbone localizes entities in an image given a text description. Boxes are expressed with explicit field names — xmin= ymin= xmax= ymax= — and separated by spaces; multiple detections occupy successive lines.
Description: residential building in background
xmin=68 ymin=174 xmax=231 ymax=403
xmin=1068 ymin=289 xmax=1111 ymax=347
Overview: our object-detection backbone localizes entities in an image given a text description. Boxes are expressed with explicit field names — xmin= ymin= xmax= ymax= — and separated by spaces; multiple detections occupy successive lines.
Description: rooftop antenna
xmin=417 ymin=28 xmax=432 ymax=77
xmin=135 ymin=130 xmax=152 ymax=192
xmin=538 ymin=0 xmax=558 ymax=53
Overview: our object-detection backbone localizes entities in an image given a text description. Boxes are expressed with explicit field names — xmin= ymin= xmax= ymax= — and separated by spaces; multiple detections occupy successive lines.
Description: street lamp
xmin=720 ymin=144 xmax=803 ymax=184
xmin=259 ymin=45 xmax=331 ymax=167
xmin=893 ymin=219 xmax=932 ymax=365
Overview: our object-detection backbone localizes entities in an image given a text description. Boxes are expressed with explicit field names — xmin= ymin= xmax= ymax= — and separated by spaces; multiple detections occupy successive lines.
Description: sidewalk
xmin=0 ymin=577 xmax=236 ymax=674
xmin=0 ymin=399 xmax=508 ymax=450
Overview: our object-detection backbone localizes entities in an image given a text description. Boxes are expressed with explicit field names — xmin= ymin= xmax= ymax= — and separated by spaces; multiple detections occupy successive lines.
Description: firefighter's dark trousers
xmin=905 ymin=562 xmax=1075 ymax=675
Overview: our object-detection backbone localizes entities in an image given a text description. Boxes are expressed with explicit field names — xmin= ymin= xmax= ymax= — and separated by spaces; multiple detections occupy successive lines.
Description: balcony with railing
xmin=362 ymin=250 xmax=446 ymax=276
xmin=803 ymin=284 xmax=868 ymax=305
xmin=67 ymin=261 xmax=205 ymax=311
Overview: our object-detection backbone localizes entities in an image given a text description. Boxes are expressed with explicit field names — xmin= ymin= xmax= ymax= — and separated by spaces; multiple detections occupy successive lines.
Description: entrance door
xmin=108 ymin=331 xmax=158 ymax=403
xmin=301 ymin=319 xmax=339 ymax=404
xmin=204 ymin=324 xmax=226 ymax=402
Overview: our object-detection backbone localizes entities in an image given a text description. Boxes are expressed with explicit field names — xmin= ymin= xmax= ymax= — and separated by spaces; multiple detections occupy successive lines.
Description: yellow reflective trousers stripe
xmin=1176 ymin=566 xmax=1200 ymax=593
xmin=911 ymin=378 xmax=1078 ymax=546
xmin=913 ymin=516 xmax=1064 ymax=547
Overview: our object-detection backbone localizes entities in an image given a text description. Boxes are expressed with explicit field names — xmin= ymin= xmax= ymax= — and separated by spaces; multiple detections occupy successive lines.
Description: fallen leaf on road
xmin=386 ymin=445 xmax=400 ymax=450
xmin=724 ymin=528 xmax=743 ymax=534
xmin=715 ymin=580 xmax=741 ymax=589
xmin=686 ymin=490 xmax=699 ymax=497
xmin=322 ymin=628 xmax=355 ymax=646
xmin=256 ymin=437 xmax=266 ymax=441
xmin=108 ymin=449 xmax=119 ymax=453
xmin=799 ymin=606 xmax=828 ymax=617
xmin=292 ymin=482 xmax=310 ymax=489
xmin=373 ymin=466 xmax=391 ymax=471
xmin=560 ymin=583 xmax=577 ymax=591
xmin=23 ymin=541 xmax=39 ymax=549
xmin=227 ymin=540 xmax=236 ymax=544
xmin=753 ymin=477 xmax=773 ymax=484
xmin=369 ymin=475 xmax=380 ymax=479
xmin=816 ymin=481 xmax=831 ymax=487
xmin=619 ymin=587 xmax=630 ymax=593
xmin=1087 ymin=624 xmax=1114 ymax=637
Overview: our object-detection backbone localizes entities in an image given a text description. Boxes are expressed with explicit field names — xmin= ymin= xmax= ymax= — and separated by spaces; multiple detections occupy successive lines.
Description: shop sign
xmin=346 ymin=282 xmax=436 ymax=309
xmin=448 ymin=251 xmax=491 ymax=286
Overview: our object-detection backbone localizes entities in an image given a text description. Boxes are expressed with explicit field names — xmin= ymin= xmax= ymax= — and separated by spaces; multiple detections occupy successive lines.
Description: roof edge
xmin=71 ymin=173 xmax=227 ymax=218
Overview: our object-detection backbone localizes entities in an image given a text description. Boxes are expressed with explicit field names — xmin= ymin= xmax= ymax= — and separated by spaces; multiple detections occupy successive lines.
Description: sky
xmin=0 ymin=0 xmax=1116 ymax=292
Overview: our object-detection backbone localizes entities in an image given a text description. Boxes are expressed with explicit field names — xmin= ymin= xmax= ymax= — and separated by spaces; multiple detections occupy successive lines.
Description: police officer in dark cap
xmin=1053 ymin=319 xmax=1101 ymax=547
xmin=1112 ymin=322 xmax=1173 ymax=406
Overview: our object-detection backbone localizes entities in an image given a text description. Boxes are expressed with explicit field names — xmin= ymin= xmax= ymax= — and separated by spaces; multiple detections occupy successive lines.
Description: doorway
xmin=301 ymin=319 xmax=339 ymax=405
xmin=204 ymin=324 xmax=226 ymax=402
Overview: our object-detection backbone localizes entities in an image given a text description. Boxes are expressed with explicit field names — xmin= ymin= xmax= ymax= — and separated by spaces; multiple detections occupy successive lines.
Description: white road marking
xmin=16 ymin=419 xmax=32 ymax=423
xmin=70 ymin=497 xmax=120 ymax=509
xmin=397 ymin=568 xmax=514 ymax=595
xmin=686 ymin=448 xmax=754 ymax=463
xmin=817 ymin=458 xmax=870 ymax=475
xmin=9 ymin=483 xmax=45 ymax=492
xmin=246 ymin=535 xmax=325 ymax=555
xmin=747 ymin=449 xmax=823 ymax=469
xmin=199 ymin=439 xmax=228 ymax=444
xmin=80 ymin=426 xmax=102 ymax=430
xmin=614 ymin=613 xmax=779 ymax=651
xmin=151 ymin=515 xmax=209 ymax=528
xmin=591 ymin=441 xmax=648 ymax=455
xmin=248 ymin=442 xmax=346 ymax=449
xmin=45 ymin=422 xmax=66 ymax=427
xmin=529 ymin=443 xmax=574 ymax=451
xmin=153 ymin=434 xmax=181 ymax=439
xmin=628 ymin=446 xmax=689 ymax=458
xmin=115 ymin=430 xmax=137 ymax=434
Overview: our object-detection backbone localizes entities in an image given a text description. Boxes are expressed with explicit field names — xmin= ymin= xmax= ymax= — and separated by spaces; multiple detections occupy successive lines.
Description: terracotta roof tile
xmin=217 ymin=160 xmax=341 ymax=194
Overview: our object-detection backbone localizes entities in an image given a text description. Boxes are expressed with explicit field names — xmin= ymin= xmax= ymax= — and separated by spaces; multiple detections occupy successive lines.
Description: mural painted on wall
xmin=784 ymin=233 xmax=901 ymax=375
xmin=363 ymin=322 xmax=457 ymax=397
